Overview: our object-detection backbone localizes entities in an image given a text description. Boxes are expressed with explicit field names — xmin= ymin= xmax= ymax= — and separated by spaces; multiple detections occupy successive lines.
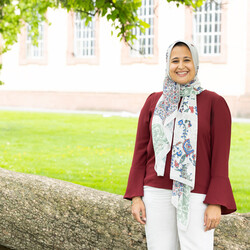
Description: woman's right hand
xmin=131 ymin=196 xmax=146 ymax=225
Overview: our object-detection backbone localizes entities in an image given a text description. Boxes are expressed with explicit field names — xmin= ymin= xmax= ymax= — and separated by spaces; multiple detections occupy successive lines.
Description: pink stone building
xmin=0 ymin=0 xmax=249 ymax=117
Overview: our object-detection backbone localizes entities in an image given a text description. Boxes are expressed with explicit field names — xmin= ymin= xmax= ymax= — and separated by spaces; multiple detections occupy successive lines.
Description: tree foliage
xmin=0 ymin=0 xmax=205 ymax=84
xmin=0 ymin=0 xmax=205 ymax=53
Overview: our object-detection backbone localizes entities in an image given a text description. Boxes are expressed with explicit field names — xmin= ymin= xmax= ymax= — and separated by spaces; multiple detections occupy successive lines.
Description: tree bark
xmin=0 ymin=168 xmax=249 ymax=250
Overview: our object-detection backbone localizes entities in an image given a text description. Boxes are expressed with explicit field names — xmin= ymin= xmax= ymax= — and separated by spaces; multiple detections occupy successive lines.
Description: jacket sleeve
xmin=123 ymin=93 xmax=154 ymax=200
xmin=203 ymin=95 xmax=237 ymax=214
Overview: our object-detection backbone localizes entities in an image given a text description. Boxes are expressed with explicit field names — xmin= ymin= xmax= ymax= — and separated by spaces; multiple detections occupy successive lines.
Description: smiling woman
xmin=169 ymin=43 xmax=196 ymax=85
xmin=124 ymin=40 xmax=237 ymax=250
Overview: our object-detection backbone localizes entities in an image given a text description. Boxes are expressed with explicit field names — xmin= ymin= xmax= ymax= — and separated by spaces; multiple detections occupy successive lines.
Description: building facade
xmin=0 ymin=0 xmax=249 ymax=117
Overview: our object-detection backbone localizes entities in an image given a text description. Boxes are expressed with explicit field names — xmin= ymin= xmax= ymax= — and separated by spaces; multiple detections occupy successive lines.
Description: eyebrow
xmin=171 ymin=56 xmax=192 ymax=60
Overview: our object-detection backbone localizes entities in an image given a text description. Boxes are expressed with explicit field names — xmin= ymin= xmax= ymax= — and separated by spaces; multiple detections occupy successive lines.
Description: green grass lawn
xmin=229 ymin=122 xmax=250 ymax=213
xmin=0 ymin=111 xmax=249 ymax=213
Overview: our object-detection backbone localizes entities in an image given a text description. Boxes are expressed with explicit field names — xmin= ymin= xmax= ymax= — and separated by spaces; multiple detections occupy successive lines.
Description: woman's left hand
xmin=204 ymin=204 xmax=221 ymax=232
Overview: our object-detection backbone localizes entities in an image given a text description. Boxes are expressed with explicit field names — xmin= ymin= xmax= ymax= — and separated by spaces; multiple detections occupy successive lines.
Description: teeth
xmin=177 ymin=72 xmax=187 ymax=75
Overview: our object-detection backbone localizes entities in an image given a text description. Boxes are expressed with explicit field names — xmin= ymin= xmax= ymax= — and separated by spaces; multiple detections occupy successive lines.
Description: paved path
xmin=0 ymin=107 xmax=139 ymax=117
xmin=0 ymin=107 xmax=250 ymax=122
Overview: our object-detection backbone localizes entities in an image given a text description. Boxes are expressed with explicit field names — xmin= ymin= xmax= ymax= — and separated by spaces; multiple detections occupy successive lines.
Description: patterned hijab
xmin=152 ymin=40 xmax=203 ymax=230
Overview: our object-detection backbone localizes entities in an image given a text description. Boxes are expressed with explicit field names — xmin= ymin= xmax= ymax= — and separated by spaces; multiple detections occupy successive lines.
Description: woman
xmin=124 ymin=40 xmax=236 ymax=250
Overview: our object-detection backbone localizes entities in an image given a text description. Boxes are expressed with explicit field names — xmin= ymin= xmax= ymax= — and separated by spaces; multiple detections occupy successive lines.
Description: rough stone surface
xmin=0 ymin=168 xmax=249 ymax=250
xmin=214 ymin=213 xmax=250 ymax=250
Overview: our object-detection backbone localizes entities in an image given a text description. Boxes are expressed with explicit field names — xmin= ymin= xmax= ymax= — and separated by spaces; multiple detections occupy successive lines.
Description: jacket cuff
xmin=203 ymin=176 xmax=237 ymax=214
xmin=123 ymin=190 xmax=144 ymax=201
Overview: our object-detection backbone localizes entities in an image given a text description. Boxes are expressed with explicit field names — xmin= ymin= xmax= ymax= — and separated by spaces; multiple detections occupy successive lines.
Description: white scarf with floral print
xmin=152 ymin=40 xmax=203 ymax=230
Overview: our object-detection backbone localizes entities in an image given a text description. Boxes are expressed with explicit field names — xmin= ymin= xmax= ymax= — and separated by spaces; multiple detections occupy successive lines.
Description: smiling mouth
xmin=176 ymin=72 xmax=188 ymax=76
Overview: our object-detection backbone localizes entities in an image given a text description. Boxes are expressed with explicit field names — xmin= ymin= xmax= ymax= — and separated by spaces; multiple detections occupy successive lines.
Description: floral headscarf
xmin=152 ymin=40 xmax=203 ymax=230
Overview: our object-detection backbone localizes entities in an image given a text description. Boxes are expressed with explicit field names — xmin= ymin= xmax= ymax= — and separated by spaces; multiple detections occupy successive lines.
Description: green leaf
xmin=139 ymin=19 xmax=150 ymax=28
xmin=107 ymin=14 xmax=112 ymax=20
xmin=0 ymin=0 xmax=205 ymax=64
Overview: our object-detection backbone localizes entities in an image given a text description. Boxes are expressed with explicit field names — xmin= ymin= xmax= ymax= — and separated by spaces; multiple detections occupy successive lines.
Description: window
xmin=74 ymin=13 xmax=95 ymax=57
xmin=121 ymin=0 xmax=158 ymax=64
xmin=131 ymin=0 xmax=154 ymax=57
xmin=26 ymin=22 xmax=45 ymax=59
xmin=19 ymin=21 xmax=48 ymax=65
xmin=193 ymin=0 xmax=222 ymax=56
xmin=67 ymin=12 xmax=99 ymax=65
xmin=185 ymin=0 xmax=227 ymax=63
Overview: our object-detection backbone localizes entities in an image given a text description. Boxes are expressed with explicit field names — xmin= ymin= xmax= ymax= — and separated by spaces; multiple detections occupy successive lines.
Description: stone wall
xmin=0 ymin=168 xmax=249 ymax=250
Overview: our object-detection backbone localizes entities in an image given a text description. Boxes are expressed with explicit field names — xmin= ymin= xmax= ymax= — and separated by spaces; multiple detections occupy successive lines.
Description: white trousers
xmin=142 ymin=186 xmax=214 ymax=250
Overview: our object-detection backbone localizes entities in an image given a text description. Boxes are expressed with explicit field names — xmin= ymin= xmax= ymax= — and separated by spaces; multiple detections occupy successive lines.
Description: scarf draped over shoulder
xmin=152 ymin=40 xmax=203 ymax=230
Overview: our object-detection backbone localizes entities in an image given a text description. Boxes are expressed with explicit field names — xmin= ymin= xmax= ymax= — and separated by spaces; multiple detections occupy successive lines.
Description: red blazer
xmin=124 ymin=90 xmax=236 ymax=214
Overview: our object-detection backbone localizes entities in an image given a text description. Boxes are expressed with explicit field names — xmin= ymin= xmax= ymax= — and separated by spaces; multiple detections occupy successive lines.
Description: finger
xmin=214 ymin=222 xmax=219 ymax=229
xmin=205 ymin=218 xmax=211 ymax=232
xmin=204 ymin=212 xmax=207 ymax=226
xmin=141 ymin=207 xmax=147 ymax=223
xmin=139 ymin=209 xmax=146 ymax=225
xmin=214 ymin=218 xmax=221 ymax=228
xmin=138 ymin=213 xmax=146 ymax=225
xmin=217 ymin=216 xmax=221 ymax=224
xmin=132 ymin=209 xmax=145 ymax=225
xmin=211 ymin=216 xmax=221 ymax=229
xmin=209 ymin=218 xmax=219 ymax=230
xmin=210 ymin=220 xmax=216 ymax=230
xmin=132 ymin=210 xmax=141 ymax=223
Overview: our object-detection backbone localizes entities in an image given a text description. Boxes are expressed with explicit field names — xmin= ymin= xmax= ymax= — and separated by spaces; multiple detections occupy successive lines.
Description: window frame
xmin=185 ymin=0 xmax=228 ymax=64
xmin=121 ymin=0 xmax=159 ymax=65
xmin=19 ymin=21 xmax=48 ymax=65
xmin=67 ymin=11 xmax=100 ymax=65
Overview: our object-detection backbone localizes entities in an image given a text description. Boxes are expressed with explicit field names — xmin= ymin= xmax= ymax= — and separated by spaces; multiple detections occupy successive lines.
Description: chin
xmin=177 ymin=81 xmax=189 ymax=85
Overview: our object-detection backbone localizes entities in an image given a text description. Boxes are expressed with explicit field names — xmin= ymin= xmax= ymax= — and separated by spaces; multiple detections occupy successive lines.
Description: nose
xmin=178 ymin=61 xmax=185 ymax=69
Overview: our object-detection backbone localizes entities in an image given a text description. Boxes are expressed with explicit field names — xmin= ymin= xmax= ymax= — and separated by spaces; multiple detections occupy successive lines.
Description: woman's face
xmin=169 ymin=45 xmax=196 ymax=85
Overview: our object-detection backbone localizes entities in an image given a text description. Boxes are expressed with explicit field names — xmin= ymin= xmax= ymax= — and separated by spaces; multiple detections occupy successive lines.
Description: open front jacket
xmin=124 ymin=90 xmax=236 ymax=214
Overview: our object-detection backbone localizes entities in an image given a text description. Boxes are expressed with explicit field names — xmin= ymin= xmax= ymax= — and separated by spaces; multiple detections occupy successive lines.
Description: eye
xmin=172 ymin=60 xmax=179 ymax=63
xmin=184 ymin=59 xmax=191 ymax=62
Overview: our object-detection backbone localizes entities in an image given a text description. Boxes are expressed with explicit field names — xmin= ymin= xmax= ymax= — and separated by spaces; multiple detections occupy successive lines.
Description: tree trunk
xmin=0 ymin=168 xmax=249 ymax=250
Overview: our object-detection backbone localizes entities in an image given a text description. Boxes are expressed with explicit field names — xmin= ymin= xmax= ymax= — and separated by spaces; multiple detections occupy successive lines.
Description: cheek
xmin=190 ymin=69 xmax=196 ymax=79
xmin=169 ymin=65 xmax=176 ymax=78
xmin=189 ymin=63 xmax=196 ymax=79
